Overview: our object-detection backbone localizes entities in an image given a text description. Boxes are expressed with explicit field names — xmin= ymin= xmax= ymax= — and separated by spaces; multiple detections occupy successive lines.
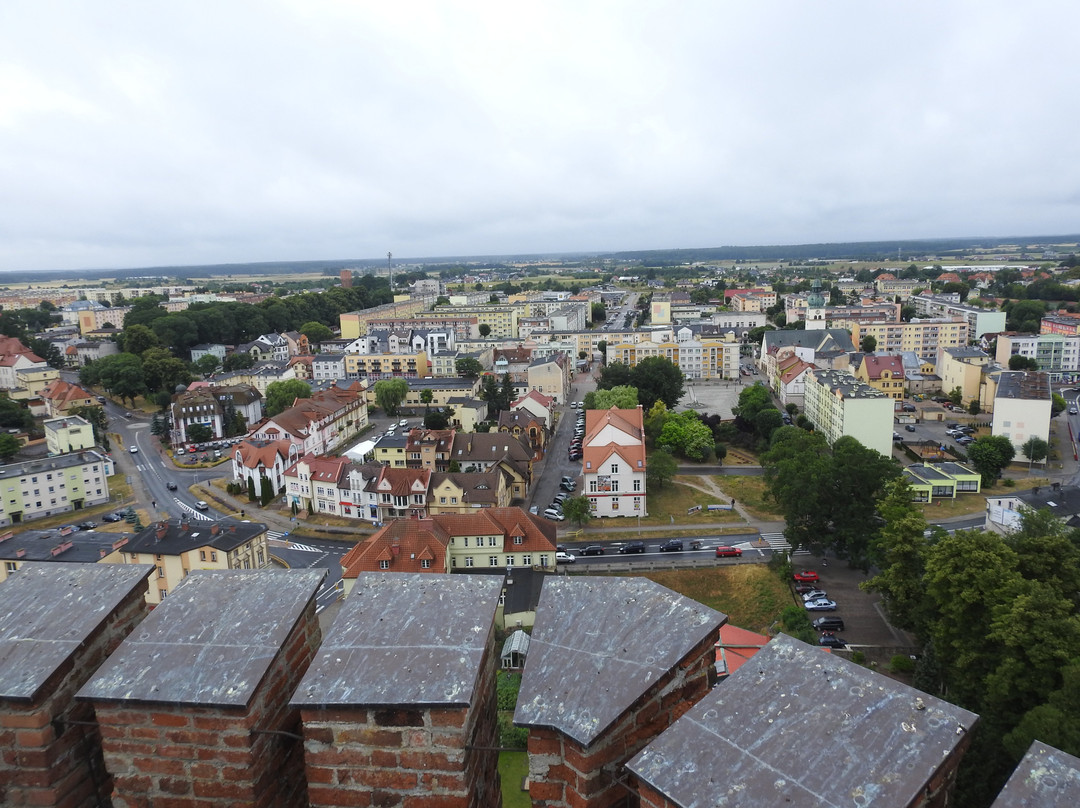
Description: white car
xmin=195 ymin=500 xmax=208 ymax=510
xmin=399 ymin=419 xmax=409 ymax=427
xmin=129 ymin=446 xmax=139 ymax=453
xmin=543 ymin=508 xmax=565 ymax=521
xmin=555 ymin=551 xmax=576 ymax=564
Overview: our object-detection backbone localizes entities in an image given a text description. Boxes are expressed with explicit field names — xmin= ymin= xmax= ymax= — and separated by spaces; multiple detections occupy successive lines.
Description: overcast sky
xmin=1 ymin=1 xmax=1077 ymax=273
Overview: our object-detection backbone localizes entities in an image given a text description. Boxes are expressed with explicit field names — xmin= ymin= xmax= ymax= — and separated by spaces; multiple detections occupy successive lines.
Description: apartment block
xmin=995 ymin=332 xmax=1080 ymax=375
xmin=851 ymin=317 xmax=969 ymax=361
xmin=910 ymin=293 xmax=1006 ymax=339
xmin=44 ymin=415 xmax=96 ymax=456
xmin=0 ymin=451 xmax=112 ymax=527
xmin=804 ymin=369 xmax=894 ymax=456
xmin=343 ymin=349 xmax=429 ymax=380
xmin=989 ymin=370 xmax=1052 ymax=457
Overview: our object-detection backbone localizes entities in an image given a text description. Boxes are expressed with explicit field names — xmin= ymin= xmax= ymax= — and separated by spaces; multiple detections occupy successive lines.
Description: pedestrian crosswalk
xmin=760 ymin=532 xmax=811 ymax=555
xmin=267 ymin=531 xmax=321 ymax=553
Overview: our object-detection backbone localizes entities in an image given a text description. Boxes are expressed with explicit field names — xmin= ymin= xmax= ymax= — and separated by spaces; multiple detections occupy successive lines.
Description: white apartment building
xmin=803 ymin=369 xmax=894 ymax=457
xmin=581 ymin=407 xmax=647 ymax=518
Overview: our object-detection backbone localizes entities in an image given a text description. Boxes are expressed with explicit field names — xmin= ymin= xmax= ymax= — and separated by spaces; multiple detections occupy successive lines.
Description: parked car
xmin=176 ymin=448 xmax=185 ymax=455
xmin=801 ymin=589 xmax=829 ymax=602
xmin=618 ymin=540 xmax=647 ymax=554
xmin=905 ymin=424 xmax=916 ymax=432
xmin=1071 ymin=407 xmax=1078 ymax=415
xmin=553 ymin=493 xmax=568 ymax=505
xmin=529 ymin=504 xmax=539 ymax=515
xmin=818 ymin=633 xmax=847 ymax=648
xmin=793 ymin=570 xmax=820 ymax=583
xmin=812 ymin=616 xmax=845 ymax=632
xmin=555 ymin=551 xmax=576 ymax=564
xmin=560 ymin=481 xmax=577 ymax=492
xmin=901 ymin=403 xmax=916 ymax=412
xmin=543 ymin=508 xmax=565 ymax=521
xmin=580 ymin=545 xmax=605 ymax=556
xmin=568 ymin=451 xmax=583 ymax=460
xmin=195 ymin=500 xmax=208 ymax=510
xmin=78 ymin=521 xmax=96 ymax=530
xmin=399 ymin=419 xmax=409 ymax=427
xmin=715 ymin=546 xmax=742 ymax=557
xmin=102 ymin=512 xmax=124 ymax=523
xmin=658 ymin=539 xmax=683 ymax=552
xmin=561 ymin=475 xmax=577 ymax=486
xmin=805 ymin=599 xmax=837 ymax=611
xmin=166 ymin=481 xmax=178 ymax=491
xmin=794 ymin=583 xmax=819 ymax=595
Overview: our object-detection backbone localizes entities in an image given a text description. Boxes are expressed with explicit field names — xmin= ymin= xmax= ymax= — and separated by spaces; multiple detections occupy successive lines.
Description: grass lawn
xmin=498 ymin=751 xmax=530 ymax=808
xmin=635 ymin=481 xmax=742 ymax=526
xmin=703 ymin=476 xmax=781 ymax=521
xmin=616 ymin=564 xmax=789 ymax=634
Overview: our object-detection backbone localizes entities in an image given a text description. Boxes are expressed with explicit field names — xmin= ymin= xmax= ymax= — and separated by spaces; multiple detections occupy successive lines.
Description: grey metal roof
xmin=0 ymin=528 xmax=129 ymax=563
xmin=78 ymin=569 xmax=324 ymax=708
xmin=994 ymin=370 xmax=1052 ymax=401
xmin=627 ymin=635 xmax=979 ymax=807
xmin=990 ymin=741 xmax=1080 ymax=808
xmin=291 ymin=572 xmax=503 ymax=709
xmin=0 ymin=562 xmax=153 ymax=702
xmin=514 ymin=576 xmax=726 ymax=747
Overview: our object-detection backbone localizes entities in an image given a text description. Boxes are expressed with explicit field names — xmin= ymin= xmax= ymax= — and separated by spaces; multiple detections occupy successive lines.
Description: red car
xmin=715 ymin=546 xmax=742 ymax=558
xmin=793 ymin=570 xmax=820 ymax=583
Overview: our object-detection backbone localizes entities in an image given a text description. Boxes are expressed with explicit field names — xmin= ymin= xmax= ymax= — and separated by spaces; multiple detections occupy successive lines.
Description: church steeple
xmin=807 ymin=277 xmax=826 ymax=308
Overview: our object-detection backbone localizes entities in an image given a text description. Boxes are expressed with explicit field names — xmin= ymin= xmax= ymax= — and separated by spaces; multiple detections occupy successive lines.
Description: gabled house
xmin=367 ymin=466 xmax=432 ymax=521
xmin=247 ymin=385 xmax=367 ymax=457
xmin=0 ymin=339 xmax=49 ymax=391
xmin=236 ymin=333 xmax=290 ymax=363
xmin=449 ymin=432 xmax=534 ymax=500
xmin=498 ymin=409 xmax=547 ymax=453
xmin=510 ymin=389 xmax=556 ymax=428
xmin=774 ymin=352 xmax=815 ymax=409
xmin=527 ymin=353 xmax=571 ymax=404
xmin=404 ymin=428 xmax=456 ymax=472
xmin=39 ymin=379 xmax=98 ymax=418
xmin=231 ymin=438 xmax=300 ymax=500
xmin=582 ymin=406 xmax=647 ymax=518
xmin=428 ymin=470 xmax=511 ymax=513
xmin=855 ymin=353 xmax=907 ymax=400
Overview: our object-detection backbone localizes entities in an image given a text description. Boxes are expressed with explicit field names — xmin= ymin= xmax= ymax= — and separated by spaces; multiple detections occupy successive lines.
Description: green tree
xmin=753 ymin=408 xmax=785 ymax=441
xmin=968 ymin=399 xmax=982 ymax=415
xmin=860 ymin=335 xmax=877 ymax=353
xmin=265 ymin=379 xmax=312 ymax=417
xmin=260 ymin=476 xmax=275 ymax=506
xmin=0 ymin=432 xmax=21 ymax=460
xmin=591 ymin=386 xmax=638 ymax=410
xmin=597 ymin=362 xmax=632 ymax=389
xmin=94 ymin=353 xmax=147 ymax=406
xmin=478 ymin=323 xmax=492 ymax=337
xmin=732 ymin=383 xmax=773 ymax=422
xmin=142 ymin=347 xmax=192 ymax=394
xmin=645 ymin=449 xmax=678 ymax=490
xmin=630 ymin=356 xmax=685 ymax=411
xmin=223 ymin=352 xmax=255 ymax=372
xmin=424 ymin=409 xmax=450 ymax=429
xmin=187 ymin=423 xmax=213 ymax=443
xmin=561 ymin=495 xmax=592 ymax=526
xmin=596 ymin=340 xmax=607 ymax=364
xmin=590 ymin=303 xmax=606 ymax=322
xmin=151 ymin=314 xmax=200 ymax=354
xmin=656 ymin=411 xmax=713 ymax=462
xmin=299 ymin=321 xmax=333 ymax=345
xmin=150 ymin=413 xmax=168 ymax=439
xmin=455 ymin=357 xmax=484 ymax=379
xmin=1052 ymin=393 xmax=1067 ymax=418
xmin=498 ymin=373 xmax=516 ymax=412
xmin=1021 ymin=436 xmax=1049 ymax=470
xmin=419 ymin=389 xmax=434 ymax=406
xmin=967 ymin=435 xmax=1017 ymax=486
xmin=194 ymin=354 xmax=220 ymax=377
xmin=374 ymin=377 xmax=408 ymax=416
xmin=948 ymin=385 xmax=963 ymax=406
xmin=861 ymin=478 xmax=931 ymax=634
xmin=122 ymin=324 xmax=160 ymax=356
xmin=1004 ymin=660 xmax=1080 ymax=760
xmin=643 ymin=400 xmax=670 ymax=444
xmin=1008 ymin=355 xmax=1040 ymax=371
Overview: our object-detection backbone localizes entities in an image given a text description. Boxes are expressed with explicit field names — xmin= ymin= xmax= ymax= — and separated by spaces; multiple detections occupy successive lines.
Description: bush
xmin=498 ymin=714 xmax=528 ymax=749
xmin=778 ymin=605 xmax=816 ymax=644
xmin=851 ymin=650 xmax=866 ymax=665
xmin=496 ymin=671 xmax=522 ymax=711
xmin=1002 ymin=478 xmax=1016 ymax=488
xmin=889 ymin=654 xmax=916 ymax=674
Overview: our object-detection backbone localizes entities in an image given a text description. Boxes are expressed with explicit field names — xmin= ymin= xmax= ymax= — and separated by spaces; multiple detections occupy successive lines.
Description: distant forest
xmin=3 ymin=233 xmax=1078 ymax=285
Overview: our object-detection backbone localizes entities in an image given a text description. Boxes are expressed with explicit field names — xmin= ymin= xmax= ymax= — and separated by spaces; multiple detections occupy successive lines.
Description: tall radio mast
xmin=387 ymin=251 xmax=393 ymax=290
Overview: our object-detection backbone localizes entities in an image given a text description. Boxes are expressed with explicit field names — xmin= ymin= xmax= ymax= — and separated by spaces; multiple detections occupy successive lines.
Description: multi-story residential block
xmin=100 ymin=518 xmax=270 ymax=605
xmin=854 ymin=355 xmax=906 ymax=400
xmin=851 ymin=317 xmax=969 ymax=361
xmin=190 ymin=343 xmax=227 ymax=364
xmin=988 ymin=370 xmax=1052 ymax=458
xmin=937 ymin=347 xmax=995 ymax=407
xmin=803 ymin=369 xmax=894 ymax=457
xmin=1040 ymin=314 xmax=1080 ymax=337
xmin=311 ymin=354 xmax=346 ymax=383
xmin=910 ymin=293 xmax=1006 ymax=339
xmin=13 ymin=365 xmax=59 ymax=398
xmin=339 ymin=507 xmax=557 ymax=585
xmin=212 ymin=360 xmax=297 ymax=395
xmin=0 ymin=450 xmax=112 ymax=526
xmin=874 ymin=276 xmax=924 ymax=298
xmin=343 ymin=349 xmax=429 ymax=380
xmin=170 ymin=387 xmax=225 ymax=445
xmin=236 ymin=332 xmax=290 ymax=363
xmin=995 ymin=333 xmax=1080 ymax=377
xmin=76 ymin=306 xmax=132 ymax=335
xmin=44 ymin=416 xmax=96 ymax=456
xmin=436 ymin=305 xmax=521 ymax=338
xmin=341 ymin=303 xmax=465 ymax=339
xmin=581 ymin=407 xmax=647 ymax=518
xmin=725 ymin=288 xmax=777 ymax=311
xmin=0 ymin=337 xmax=49 ymax=390
xmin=527 ymin=354 xmax=571 ymax=404
xmin=363 ymin=376 xmax=481 ymax=411
xmin=248 ymin=385 xmax=367 ymax=457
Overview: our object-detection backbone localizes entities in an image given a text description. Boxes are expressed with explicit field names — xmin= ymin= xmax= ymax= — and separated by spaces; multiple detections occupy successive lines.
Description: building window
xmin=633 ymin=479 xmax=642 ymax=492
xmin=522 ymin=554 xmax=532 ymax=565
xmin=488 ymin=536 xmax=497 ymax=546
xmin=489 ymin=556 xmax=499 ymax=566
xmin=513 ymin=535 xmax=523 ymax=545
xmin=379 ymin=560 xmax=390 ymax=570
xmin=159 ymin=589 xmax=167 ymax=599
xmin=421 ymin=558 xmax=431 ymax=569
xmin=462 ymin=537 xmax=469 ymax=547
xmin=465 ymin=556 xmax=474 ymax=567
xmin=210 ymin=552 xmax=217 ymax=562
xmin=157 ymin=566 xmax=164 ymax=578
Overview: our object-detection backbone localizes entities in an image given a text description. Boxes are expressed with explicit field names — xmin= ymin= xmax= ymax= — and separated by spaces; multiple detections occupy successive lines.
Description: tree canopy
xmin=966 ymin=435 xmax=1017 ymax=486
xmin=374 ymin=378 xmax=408 ymax=416
xmin=265 ymin=379 xmax=312 ymax=417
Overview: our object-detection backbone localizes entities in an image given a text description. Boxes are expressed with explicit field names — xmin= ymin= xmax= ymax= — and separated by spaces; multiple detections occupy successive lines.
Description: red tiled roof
xmin=715 ymin=625 xmax=770 ymax=677
xmin=237 ymin=439 xmax=295 ymax=470
xmin=582 ymin=407 xmax=645 ymax=471
xmin=861 ymin=354 xmax=905 ymax=381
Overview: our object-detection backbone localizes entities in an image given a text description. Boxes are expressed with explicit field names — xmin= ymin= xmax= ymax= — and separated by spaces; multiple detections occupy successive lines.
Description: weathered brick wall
xmin=908 ymin=735 xmax=973 ymax=808
xmin=302 ymin=625 xmax=502 ymax=808
xmin=526 ymin=630 xmax=717 ymax=808
xmin=92 ymin=600 xmax=321 ymax=808
xmin=636 ymin=781 xmax=676 ymax=808
xmin=0 ymin=584 xmax=148 ymax=808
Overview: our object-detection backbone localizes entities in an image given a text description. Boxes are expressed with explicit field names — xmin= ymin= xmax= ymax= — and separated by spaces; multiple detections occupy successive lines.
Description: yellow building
xmin=344 ymin=350 xmax=429 ymax=380
xmin=851 ymin=318 xmax=969 ymax=360
xmin=101 ymin=518 xmax=270 ymax=605
xmin=439 ymin=305 xmax=522 ymax=338
xmin=854 ymin=355 xmax=906 ymax=401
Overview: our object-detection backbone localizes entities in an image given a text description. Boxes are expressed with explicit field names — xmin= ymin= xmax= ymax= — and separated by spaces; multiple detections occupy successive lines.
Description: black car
xmin=658 ymin=539 xmax=683 ymax=552
xmin=166 ymin=481 xmax=178 ymax=491
xmin=812 ymin=616 xmax=845 ymax=632
xmin=818 ymin=633 xmax=847 ymax=649
xmin=78 ymin=521 xmax=97 ymax=531
xmin=102 ymin=512 xmax=124 ymax=523
xmin=617 ymin=540 xmax=646 ymax=554
xmin=580 ymin=545 xmax=605 ymax=556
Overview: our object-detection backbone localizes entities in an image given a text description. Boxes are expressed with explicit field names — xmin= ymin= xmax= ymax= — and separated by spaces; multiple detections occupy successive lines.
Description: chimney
xmin=210 ymin=524 xmax=220 ymax=536
xmin=155 ymin=521 xmax=168 ymax=541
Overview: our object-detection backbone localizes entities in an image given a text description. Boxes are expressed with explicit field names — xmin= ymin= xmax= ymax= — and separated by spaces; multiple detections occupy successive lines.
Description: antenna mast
xmin=387 ymin=252 xmax=393 ymax=290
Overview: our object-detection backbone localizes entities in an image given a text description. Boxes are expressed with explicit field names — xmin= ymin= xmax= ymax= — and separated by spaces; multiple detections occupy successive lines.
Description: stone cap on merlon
xmin=990 ymin=740 xmax=1080 ymax=808
xmin=628 ymin=634 xmax=980 ymax=807
xmin=513 ymin=576 xmax=727 ymax=747
xmin=0 ymin=562 xmax=153 ymax=703
xmin=78 ymin=569 xmax=325 ymax=708
xmin=291 ymin=572 xmax=503 ymax=710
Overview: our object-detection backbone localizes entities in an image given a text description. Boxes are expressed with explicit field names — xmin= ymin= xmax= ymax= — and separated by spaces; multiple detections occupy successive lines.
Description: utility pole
xmin=387 ymin=251 xmax=393 ymax=290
